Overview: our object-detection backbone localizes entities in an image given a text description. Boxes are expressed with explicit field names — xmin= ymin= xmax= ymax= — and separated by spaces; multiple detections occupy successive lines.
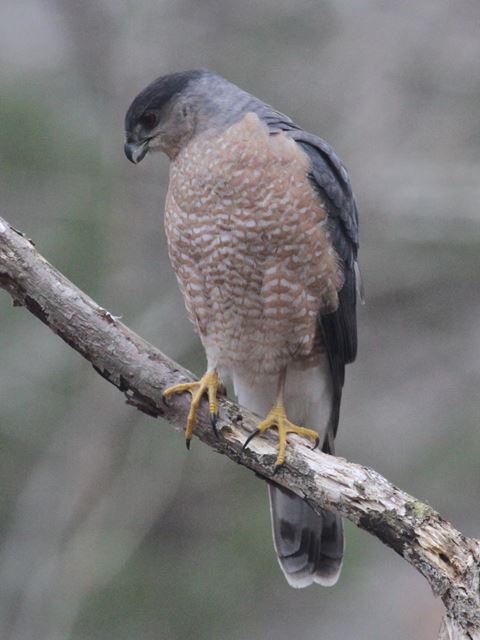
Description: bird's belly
xmin=165 ymin=212 xmax=329 ymax=374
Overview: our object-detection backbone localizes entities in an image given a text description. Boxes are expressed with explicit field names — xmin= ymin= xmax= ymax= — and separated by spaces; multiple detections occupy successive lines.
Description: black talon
xmin=211 ymin=412 xmax=219 ymax=438
xmin=313 ymin=436 xmax=320 ymax=450
xmin=242 ymin=428 xmax=260 ymax=451
xmin=273 ymin=462 xmax=283 ymax=475
xmin=186 ymin=438 xmax=191 ymax=450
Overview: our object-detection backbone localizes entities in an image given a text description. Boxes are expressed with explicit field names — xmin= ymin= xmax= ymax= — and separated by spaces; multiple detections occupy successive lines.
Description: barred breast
xmin=164 ymin=112 xmax=343 ymax=375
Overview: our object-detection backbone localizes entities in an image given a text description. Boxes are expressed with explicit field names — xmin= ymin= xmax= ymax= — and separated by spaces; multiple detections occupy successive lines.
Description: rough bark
xmin=0 ymin=215 xmax=478 ymax=639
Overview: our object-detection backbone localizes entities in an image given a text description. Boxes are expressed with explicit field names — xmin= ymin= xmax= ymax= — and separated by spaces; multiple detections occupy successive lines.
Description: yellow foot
xmin=163 ymin=370 xmax=221 ymax=449
xmin=242 ymin=403 xmax=319 ymax=472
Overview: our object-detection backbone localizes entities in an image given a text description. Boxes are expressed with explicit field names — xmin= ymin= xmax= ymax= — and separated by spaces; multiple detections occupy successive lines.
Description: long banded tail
xmin=233 ymin=357 xmax=344 ymax=588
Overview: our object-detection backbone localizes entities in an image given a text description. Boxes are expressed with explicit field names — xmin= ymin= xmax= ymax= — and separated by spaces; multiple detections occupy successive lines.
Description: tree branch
xmin=0 ymin=215 xmax=478 ymax=638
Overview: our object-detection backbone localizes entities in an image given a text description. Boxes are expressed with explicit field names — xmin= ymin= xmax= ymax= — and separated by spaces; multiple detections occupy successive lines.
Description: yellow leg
xmin=242 ymin=371 xmax=319 ymax=472
xmin=163 ymin=370 xmax=220 ymax=448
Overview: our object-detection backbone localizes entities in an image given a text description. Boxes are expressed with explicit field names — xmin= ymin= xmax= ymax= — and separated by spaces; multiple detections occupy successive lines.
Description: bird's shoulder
xmin=173 ymin=110 xmax=312 ymax=192
xmin=254 ymin=105 xmax=359 ymax=255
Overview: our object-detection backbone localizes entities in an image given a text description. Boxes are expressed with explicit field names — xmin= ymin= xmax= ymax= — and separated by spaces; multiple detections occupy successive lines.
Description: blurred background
xmin=1 ymin=1 xmax=479 ymax=638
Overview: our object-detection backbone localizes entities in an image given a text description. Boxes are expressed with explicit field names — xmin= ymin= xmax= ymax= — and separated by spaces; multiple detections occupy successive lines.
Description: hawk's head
xmin=124 ymin=69 xmax=216 ymax=162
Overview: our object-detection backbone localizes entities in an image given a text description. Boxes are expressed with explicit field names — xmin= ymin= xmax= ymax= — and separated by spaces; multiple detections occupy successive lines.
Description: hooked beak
xmin=124 ymin=140 xmax=149 ymax=164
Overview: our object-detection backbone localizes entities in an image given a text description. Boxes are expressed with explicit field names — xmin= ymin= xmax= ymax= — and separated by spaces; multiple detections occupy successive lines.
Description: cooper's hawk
xmin=124 ymin=70 xmax=360 ymax=588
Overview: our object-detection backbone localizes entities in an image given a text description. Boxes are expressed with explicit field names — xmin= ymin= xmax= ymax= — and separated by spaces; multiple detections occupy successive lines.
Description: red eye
xmin=140 ymin=111 xmax=158 ymax=130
